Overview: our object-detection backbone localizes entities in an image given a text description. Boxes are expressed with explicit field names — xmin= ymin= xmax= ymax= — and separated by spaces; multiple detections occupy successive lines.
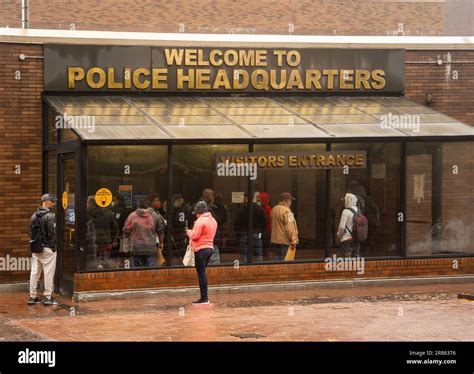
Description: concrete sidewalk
xmin=0 ymin=281 xmax=473 ymax=341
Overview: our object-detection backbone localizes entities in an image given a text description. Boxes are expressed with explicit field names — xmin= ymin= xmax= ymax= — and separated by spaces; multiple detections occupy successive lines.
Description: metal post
xmin=166 ymin=144 xmax=173 ymax=267
xmin=247 ymin=143 xmax=254 ymax=263
xmin=21 ymin=0 xmax=29 ymax=29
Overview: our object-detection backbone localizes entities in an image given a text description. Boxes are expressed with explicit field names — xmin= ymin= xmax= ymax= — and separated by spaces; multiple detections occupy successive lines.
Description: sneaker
xmin=27 ymin=297 xmax=41 ymax=305
xmin=192 ymin=298 xmax=210 ymax=305
xmin=43 ymin=297 xmax=59 ymax=306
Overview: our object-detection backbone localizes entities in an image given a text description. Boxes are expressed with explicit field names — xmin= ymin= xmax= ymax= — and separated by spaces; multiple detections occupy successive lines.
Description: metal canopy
xmin=44 ymin=95 xmax=474 ymax=141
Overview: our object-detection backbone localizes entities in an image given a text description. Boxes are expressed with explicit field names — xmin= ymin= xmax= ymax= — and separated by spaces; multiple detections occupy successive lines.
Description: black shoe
xmin=192 ymin=298 xmax=210 ymax=305
xmin=43 ymin=297 xmax=59 ymax=306
xmin=27 ymin=297 xmax=41 ymax=305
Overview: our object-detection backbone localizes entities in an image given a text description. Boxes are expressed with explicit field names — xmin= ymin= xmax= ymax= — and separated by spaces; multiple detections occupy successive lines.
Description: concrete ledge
xmin=0 ymin=282 xmax=29 ymax=292
xmin=73 ymin=274 xmax=474 ymax=302
xmin=1 ymin=28 xmax=474 ymax=50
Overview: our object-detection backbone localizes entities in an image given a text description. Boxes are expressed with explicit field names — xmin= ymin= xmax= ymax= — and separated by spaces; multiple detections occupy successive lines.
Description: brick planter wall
xmin=74 ymin=258 xmax=474 ymax=292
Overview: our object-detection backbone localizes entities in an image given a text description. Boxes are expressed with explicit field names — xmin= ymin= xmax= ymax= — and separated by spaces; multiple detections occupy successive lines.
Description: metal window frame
xmin=41 ymin=98 xmax=474 ymax=282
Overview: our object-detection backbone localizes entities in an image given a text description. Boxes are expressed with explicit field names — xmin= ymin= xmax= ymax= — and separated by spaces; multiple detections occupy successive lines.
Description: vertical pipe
xmin=324 ymin=142 xmax=331 ymax=259
xmin=400 ymin=141 xmax=407 ymax=257
xmin=21 ymin=0 xmax=29 ymax=29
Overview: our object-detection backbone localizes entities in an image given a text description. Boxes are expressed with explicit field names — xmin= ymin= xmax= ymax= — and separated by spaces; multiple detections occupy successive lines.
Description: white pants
xmin=29 ymin=247 xmax=57 ymax=298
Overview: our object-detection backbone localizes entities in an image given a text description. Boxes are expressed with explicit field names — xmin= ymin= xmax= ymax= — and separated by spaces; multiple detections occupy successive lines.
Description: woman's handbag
xmin=183 ymin=245 xmax=195 ymax=267
xmin=120 ymin=237 xmax=130 ymax=253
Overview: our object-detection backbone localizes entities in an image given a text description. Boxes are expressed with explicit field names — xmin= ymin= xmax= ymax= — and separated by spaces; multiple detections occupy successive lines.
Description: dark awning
xmin=44 ymin=96 xmax=474 ymax=141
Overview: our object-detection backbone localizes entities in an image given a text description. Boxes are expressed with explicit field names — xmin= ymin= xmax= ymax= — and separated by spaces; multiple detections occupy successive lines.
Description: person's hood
xmin=88 ymin=206 xmax=107 ymax=217
xmin=136 ymin=208 xmax=151 ymax=218
xmin=344 ymin=193 xmax=358 ymax=208
xmin=35 ymin=206 xmax=51 ymax=218
xmin=259 ymin=192 xmax=270 ymax=206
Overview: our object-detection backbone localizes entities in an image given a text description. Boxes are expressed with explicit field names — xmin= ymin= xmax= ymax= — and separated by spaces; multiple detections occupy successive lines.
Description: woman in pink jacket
xmin=186 ymin=201 xmax=217 ymax=304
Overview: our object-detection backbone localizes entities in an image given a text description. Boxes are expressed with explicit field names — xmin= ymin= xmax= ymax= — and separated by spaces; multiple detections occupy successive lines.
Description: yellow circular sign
xmin=62 ymin=191 xmax=68 ymax=209
xmin=95 ymin=188 xmax=113 ymax=208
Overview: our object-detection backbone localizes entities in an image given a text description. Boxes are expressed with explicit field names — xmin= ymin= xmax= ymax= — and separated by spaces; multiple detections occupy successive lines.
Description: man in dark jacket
xmin=87 ymin=196 xmax=118 ymax=268
xmin=28 ymin=194 xmax=58 ymax=306
xmin=170 ymin=194 xmax=187 ymax=257
xmin=234 ymin=193 xmax=267 ymax=263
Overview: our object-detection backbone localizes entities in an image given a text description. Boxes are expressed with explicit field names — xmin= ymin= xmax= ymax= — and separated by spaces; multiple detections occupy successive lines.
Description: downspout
xmin=21 ymin=0 xmax=29 ymax=29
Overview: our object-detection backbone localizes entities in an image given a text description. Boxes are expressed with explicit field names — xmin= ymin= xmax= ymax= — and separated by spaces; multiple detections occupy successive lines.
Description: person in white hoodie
xmin=337 ymin=193 xmax=361 ymax=258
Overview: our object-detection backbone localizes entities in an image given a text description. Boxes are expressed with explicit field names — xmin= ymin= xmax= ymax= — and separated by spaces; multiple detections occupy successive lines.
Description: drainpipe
xmin=21 ymin=0 xmax=29 ymax=29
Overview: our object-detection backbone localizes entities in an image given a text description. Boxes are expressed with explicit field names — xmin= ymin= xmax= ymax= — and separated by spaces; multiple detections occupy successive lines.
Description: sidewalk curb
xmin=72 ymin=274 xmax=474 ymax=302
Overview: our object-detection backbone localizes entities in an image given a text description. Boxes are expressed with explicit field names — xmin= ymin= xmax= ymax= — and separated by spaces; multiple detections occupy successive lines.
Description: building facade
xmin=0 ymin=29 xmax=473 ymax=298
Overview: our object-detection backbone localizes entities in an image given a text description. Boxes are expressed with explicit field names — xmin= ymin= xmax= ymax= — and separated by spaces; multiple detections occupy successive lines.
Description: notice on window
xmin=413 ymin=174 xmax=425 ymax=203
xmin=119 ymin=185 xmax=133 ymax=209
xmin=232 ymin=192 xmax=245 ymax=204
xmin=372 ymin=163 xmax=386 ymax=179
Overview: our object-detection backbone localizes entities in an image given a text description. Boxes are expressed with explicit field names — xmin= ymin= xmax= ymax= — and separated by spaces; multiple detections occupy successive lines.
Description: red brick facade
xmin=0 ymin=43 xmax=43 ymax=283
xmin=74 ymin=257 xmax=474 ymax=292
xmin=0 ymin=0 xmax=445 ymax=36
xmin=0 ymin=41 xmax=472 ymax=290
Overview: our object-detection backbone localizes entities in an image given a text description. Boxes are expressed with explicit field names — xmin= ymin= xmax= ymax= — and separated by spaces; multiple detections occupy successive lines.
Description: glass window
xmin=82 ymin=145 xmax=168 ymax=271
xmin=407 ymin=141 xmax=474 ymax=256
xmin=46 ymin=107 xmax=59 ymax=144
xmin=172 ymin=144 xmax=249 ymax=266
xmin=253 ymin=144 xmax=327 ymax=262
xmin=440 ymin=142 xmax=474 ymax=255
xmin=330 ymin=143 xmax=401 ymax=258
xmin=45 ymin=151 xmax=57 ymax=197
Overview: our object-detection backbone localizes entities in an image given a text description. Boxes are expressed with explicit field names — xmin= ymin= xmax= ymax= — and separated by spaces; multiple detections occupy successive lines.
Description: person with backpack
xmin=347 ymin=180 xmax=380 ymax=253
xmin=337 ymin=193 xmax=367 ymax=258
xmin=28 ymin=193 xmax=58 ymax=306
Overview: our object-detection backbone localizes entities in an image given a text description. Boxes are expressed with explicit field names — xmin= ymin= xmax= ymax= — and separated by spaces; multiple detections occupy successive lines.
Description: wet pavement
xmin=0 ymin=282 xmax=473 ymax=341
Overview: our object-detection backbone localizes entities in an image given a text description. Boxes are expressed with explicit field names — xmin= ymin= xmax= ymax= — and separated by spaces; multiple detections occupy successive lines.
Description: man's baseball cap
xmin=41 ymin=193 xmax=57 ymax=202
xmin=281 ymin=192 xmax=296 ymax=201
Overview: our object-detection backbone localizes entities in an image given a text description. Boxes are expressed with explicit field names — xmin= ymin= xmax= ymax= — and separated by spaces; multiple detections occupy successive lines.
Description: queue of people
xmin=54 ymin=182 xmax=373 ymax=271
xmin=27 ymin=181 xmax=374 ymax=305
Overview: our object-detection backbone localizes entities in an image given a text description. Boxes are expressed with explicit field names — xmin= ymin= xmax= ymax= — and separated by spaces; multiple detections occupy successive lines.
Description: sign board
xmin=95 ymin=188 xmax=113 ymax=208
xmin=44 ymin=45 xmax=405 ymax=93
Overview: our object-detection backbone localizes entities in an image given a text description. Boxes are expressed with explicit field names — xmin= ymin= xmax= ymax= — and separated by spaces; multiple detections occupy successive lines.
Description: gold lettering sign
xmin=65 ymin=48 xmax=393 ymax=92
xmin=215 ymin=152 xmax=367 ymax=170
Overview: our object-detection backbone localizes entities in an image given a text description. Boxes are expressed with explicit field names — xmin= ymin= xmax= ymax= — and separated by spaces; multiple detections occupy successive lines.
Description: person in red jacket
xmin=186 ymin=201 xmax=217 ymax=305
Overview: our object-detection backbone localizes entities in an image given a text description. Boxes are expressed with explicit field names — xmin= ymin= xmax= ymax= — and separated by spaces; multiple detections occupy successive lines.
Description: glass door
xmin=57 ymin=153 xmax=77 ymax=295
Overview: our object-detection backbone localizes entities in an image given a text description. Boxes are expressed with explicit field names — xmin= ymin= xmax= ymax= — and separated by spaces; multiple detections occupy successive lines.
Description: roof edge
xmin=2 ymin=28 xmax=474 ymax=49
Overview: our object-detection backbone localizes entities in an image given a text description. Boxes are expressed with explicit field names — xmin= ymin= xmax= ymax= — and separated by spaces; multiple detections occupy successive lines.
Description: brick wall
xmin=405 ymin=50 xmax=474 ymax=126
xmin=0 ymin=43 xmax=43 ymax=282
xmin=0 ymin=0 xmax=444 ymax=35
xmin=74 ymin=257 xmax=474 ymax=292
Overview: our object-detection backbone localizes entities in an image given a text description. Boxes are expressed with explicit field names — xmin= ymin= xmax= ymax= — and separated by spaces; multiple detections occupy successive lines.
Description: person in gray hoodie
xmin=337 ymin=193 xmax=361 ymax=258
xmin=123 ymin=197 xmax=158 ymax=268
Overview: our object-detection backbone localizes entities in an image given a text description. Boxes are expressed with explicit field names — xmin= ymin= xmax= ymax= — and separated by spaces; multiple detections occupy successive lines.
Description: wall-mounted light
xmin=426 ymin=92 xmax=434 ymax=104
